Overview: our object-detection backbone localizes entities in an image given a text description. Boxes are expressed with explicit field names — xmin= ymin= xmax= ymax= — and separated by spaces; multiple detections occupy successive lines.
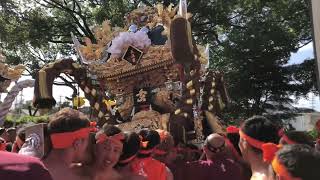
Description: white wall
xmin=290 ymin=113 xmax=320 ymax=131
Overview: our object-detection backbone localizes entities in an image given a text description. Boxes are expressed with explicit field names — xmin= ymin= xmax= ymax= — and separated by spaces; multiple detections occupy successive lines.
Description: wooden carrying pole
xmin=311 ymin=0 xmax=320 ymax=93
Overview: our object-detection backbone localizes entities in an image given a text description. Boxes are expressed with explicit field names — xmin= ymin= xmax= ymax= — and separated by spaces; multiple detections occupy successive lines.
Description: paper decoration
xmin=122 ymin=45 xmax=144 ymax=65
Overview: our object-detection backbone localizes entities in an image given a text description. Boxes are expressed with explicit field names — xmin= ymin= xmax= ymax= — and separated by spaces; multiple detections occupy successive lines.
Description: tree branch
xmin=74 ymin=0 xmax=82 ymax=15
xmin=296 ymin=39 xmax=312 ymax=50
xmin=63 ymin=73 xmax=75 ymax=82
xmin=48 ymin=39 xmax=73 ymax=44
xmin=41 ymin=0 xmax=95 ymax=41
xmin=56 ymin=75 xmax=78 ymax=99
xmin=139 ymin=0 xmax=153 ymax=7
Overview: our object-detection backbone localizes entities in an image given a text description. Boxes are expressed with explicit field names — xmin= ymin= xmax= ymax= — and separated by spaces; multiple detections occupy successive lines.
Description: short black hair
xmin=118 ymin=132 xmax=140 ymax=165
xmin=241 ymin=116 xmax=279 ymax=153
xmin=226 ymin=133 xmax=241 ymax=156
xmin=138 ymin=129 xmax=160 ymax=158
xmin=277 ymin=144 xmax=320 ymax=180
xmin=5 ymin=142 xmax=12 ymax=151
xmin=95 ymin=124 xmax=122 ymax=139
xmin=283 ymin=131 xmax=314 ymax=147
xmin=17 ymin=127 xmax=26 ymax=142
xmin=0 ymin=128 xmax=5 ymax=136
xmin=48 ymin=108 xmax=90 ymax=134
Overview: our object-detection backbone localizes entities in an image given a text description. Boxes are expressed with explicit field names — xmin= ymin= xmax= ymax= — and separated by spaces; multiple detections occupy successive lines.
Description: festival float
xmin=33 ymin=0 xmax=229 ymax=144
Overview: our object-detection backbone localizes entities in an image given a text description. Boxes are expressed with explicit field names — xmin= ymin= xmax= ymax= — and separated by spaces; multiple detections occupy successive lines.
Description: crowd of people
xmin=1 ymin=107 xmax=320 ymax=180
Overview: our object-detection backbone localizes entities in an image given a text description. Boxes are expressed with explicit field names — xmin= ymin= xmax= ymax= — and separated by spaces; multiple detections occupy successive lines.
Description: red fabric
xmin=0 ymin=140 xmax=6 ymax=151
xmin=131 ymin=157 xmax=167 ymax=180
xmin=226 ymin=126 xmax=239 ymax=134
xmin=90 ymin=121 xmax=97 ymax=127
xmin=272 ymin=156 xmax=296 ymax=180
xmin=0 ymin=151 xmax=53 ymax=180
xmin=139 ymin=149 xmax=154 ymax=154
xmin=153 ymin=149 xmax=167 ymax=155
xmin=119 ymin=155 xmax=137 ymax=164
xmin=0 ymin=143 xmax=6 ymax=151
xmin=225 ymin=138 xmax=241 ymax=161
xmin=261 ymin=143 xmax=281 ymax=163
xmin=239 ymin=130 xmax=264 ymax=149
xmin=96 ymin=132 xmax=125 ymax=145
xmin=50 ymin=127 xmax=93 ymax=149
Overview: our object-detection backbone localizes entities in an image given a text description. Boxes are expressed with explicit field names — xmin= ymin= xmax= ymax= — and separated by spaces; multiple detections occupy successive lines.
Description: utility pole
xmin=19 ymin=90 xmax=24 ymax=115
xmin=311 ymin=93 xmax=315 ymax=110
xmin=59 ymin=95 xmax=63 ymax=109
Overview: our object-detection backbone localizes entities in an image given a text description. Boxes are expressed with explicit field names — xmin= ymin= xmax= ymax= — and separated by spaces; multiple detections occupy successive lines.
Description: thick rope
xmin=0 ymin=79 xmax=35 ymax=126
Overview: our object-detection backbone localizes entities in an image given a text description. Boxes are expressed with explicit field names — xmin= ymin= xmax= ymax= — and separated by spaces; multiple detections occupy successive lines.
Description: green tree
xmin=187 ymin=0 xmax=316 ymax=122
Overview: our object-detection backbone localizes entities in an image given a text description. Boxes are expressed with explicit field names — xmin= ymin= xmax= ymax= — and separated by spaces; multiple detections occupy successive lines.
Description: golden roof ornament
xmin=0 ymin=63 xmax=25 ymax=81
xmin=0 ymin=53 xmax=25 ymax=92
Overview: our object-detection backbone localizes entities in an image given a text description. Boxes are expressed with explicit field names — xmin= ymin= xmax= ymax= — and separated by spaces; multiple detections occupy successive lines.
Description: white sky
xmin=0 ymin=42 xmax=319 ymax=111
xmin=0 ymin=75 xmax=87 ymax=108
xmin=288 ymin=42 xmax=314 ymax=65
xmin=288 ymin=42 xmax=320 ymax=111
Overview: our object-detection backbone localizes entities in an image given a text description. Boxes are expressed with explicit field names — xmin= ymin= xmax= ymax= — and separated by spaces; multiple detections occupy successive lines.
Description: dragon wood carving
xmin=33 ymin=59 xmax=116 ymax=126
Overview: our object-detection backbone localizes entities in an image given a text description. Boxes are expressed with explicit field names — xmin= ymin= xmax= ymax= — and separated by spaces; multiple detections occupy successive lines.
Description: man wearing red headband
xmin=131 ymin=129 xmax=172 ymax=180
xmin=279 ymin=130 xmax=314 ymax=147
xmin=116 ymin=131 xmax=146 ymax=180
xmin=93 ymin=124 xmax=124 ymax=180
xmin=152 ymin=130 xmax=177 ymax=167
xmin=43 ymin=108 xmax=93 ymax=180
xmin=268 ymin=144 xmax=320 ymax=180
xmin=238 ymin=116 xmax=280 ymax=180
xmin=175 ymin=133 xmax=243 ymax=180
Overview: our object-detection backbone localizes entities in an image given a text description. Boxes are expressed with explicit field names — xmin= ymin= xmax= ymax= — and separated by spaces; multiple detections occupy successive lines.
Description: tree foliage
xmin=187 ymin=0 xmax=316 ymax=121
xmin=3 ymin=114 xmax=48 ymax=128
